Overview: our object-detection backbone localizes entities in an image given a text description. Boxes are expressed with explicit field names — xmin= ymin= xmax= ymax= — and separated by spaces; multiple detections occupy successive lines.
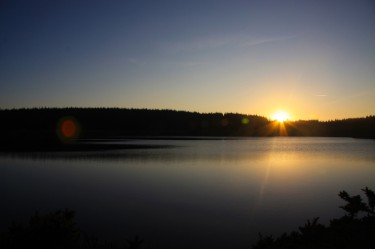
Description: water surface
xmin=1 ymin=137 xmax=375 ymax=248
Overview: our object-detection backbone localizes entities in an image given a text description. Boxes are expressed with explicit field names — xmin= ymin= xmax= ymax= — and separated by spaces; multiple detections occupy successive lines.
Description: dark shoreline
xmin=1 ymin=136 xmax=374 ymax=153
xmin=0 ymin=141 xmax=175 ymax=152
xmin=1 ymin=108 xmax=375 ymax=142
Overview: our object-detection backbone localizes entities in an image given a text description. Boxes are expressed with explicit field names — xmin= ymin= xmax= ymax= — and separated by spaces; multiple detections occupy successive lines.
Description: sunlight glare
xmin=272 ymin=111 xmax=289 ymax=123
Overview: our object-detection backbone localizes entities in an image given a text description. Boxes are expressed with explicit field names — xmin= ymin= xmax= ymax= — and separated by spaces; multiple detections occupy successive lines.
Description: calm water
xmin=1 ymin=137 xmax=375 ymax=248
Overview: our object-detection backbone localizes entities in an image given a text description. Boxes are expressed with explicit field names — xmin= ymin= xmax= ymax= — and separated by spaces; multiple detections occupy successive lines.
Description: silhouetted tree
xmin=0 ymin=209 xmax=80 ymax=249
xmin=252 ymin=187 xmax=375 ymax=249
xmin=0 ymin=209 xmax=145 ymax=249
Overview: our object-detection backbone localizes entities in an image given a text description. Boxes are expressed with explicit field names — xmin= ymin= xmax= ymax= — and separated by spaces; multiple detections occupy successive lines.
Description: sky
xmin=1 ymin=0 xmax=374 ymax=120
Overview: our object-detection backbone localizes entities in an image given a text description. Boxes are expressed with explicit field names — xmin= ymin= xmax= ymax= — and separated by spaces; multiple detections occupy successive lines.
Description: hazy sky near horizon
xmin=1 ymin=0 xmax=374 ymax=120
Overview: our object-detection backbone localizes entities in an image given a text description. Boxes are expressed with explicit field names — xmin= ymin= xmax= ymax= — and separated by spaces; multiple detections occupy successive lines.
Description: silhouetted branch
xmin=252 ymin=187 xmax=375 ymax=249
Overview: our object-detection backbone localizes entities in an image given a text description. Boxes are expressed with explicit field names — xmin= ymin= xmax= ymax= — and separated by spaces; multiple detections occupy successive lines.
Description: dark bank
xmin=1 ymin=108 xmax=374 ymax=151
xmin=1 ymin=188 xmax=374 ymax=249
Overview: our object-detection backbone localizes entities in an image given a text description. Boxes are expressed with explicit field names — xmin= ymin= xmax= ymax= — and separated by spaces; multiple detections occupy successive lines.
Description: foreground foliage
xmin=0 ymin=209 xmax=143 ymax=249
xmin=253 ymin=187 xmax=375 ymax=249
xmin=1 ymin=188 xmax=374 ymax=248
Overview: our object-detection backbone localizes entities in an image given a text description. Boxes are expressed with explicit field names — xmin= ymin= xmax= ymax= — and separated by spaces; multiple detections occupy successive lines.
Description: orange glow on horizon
xmin=271 ymin=111 xmax=289 ymax=123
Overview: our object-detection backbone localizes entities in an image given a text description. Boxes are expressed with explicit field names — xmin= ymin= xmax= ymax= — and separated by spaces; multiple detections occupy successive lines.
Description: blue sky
xmin=1 ymin=0 xmax=374 ymax=120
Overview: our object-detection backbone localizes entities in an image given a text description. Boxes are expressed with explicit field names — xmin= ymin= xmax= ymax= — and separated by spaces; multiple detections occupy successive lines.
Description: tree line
xmin=0 ymin=108 xmax=374 ymax=143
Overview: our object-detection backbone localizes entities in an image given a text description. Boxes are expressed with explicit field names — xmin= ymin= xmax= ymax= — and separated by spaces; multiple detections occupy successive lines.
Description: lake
xmin=1 ymin=137 xmax=375 ymax=248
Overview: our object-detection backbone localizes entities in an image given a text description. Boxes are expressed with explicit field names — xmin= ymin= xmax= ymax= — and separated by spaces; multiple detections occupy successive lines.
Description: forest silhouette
xmin=1 ymin=108 xmax=374 ymax=151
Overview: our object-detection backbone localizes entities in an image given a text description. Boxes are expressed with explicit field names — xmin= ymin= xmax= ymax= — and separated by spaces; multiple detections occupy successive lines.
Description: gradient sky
xmin=1 ymin=0 xmax=374 ymax=120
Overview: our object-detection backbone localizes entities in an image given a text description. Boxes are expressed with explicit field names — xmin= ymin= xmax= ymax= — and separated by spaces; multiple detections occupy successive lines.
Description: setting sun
xmin=272 ymin=111 xmax=289 ymax=123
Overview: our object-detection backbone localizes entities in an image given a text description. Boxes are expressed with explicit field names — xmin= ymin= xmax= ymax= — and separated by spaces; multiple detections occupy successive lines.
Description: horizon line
xmin=1 ymin=106 xmax=374 ymax=122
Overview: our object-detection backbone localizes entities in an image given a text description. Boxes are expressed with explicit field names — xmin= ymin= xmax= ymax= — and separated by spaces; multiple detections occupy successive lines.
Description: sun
xmin=272 ymin=111 xmax=289 ymax=123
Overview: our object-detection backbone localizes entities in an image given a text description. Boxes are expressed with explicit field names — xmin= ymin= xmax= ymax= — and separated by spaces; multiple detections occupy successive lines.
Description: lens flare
xmin=61 ymin=119 xmax=77 ymax=138
xmin=57 ymin=117 xmax=80 ymax=142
